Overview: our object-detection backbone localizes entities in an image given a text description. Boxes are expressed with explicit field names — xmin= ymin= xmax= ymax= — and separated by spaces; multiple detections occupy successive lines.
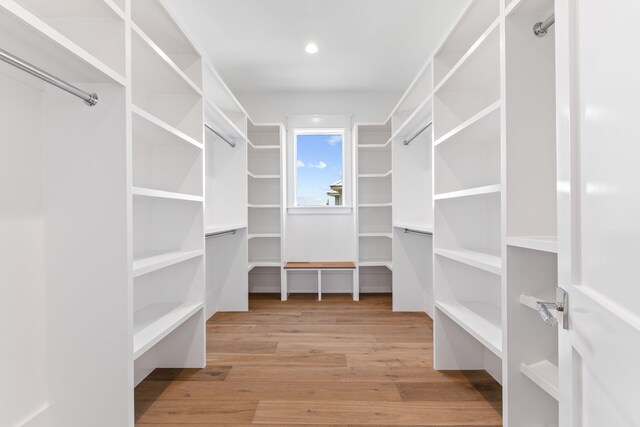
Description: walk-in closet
xmin=2 ymin=0 xmax=639 ymax=426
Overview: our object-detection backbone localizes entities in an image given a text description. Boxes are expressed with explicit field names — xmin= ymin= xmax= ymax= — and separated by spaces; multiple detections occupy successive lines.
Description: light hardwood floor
xmin=135 ymin=294 xmax=502 ymax=425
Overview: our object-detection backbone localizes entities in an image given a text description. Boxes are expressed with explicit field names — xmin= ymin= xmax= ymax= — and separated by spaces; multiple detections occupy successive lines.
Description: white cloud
xmin=309 ymin=161 xmax=327 ymax=169
xmin=327 ymin=135 xmax=342 ymax=146
xmin=296 ymin=160 xmax=305 ymax=168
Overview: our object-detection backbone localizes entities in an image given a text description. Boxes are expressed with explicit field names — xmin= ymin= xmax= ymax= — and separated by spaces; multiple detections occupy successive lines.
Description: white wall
xmin=240 ymin=91 xmax=400 ymax=292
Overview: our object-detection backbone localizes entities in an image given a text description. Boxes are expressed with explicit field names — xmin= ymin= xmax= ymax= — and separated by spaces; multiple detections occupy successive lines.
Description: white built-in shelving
xmin=247 ymin=121 xmax=285 ymax=294
xmin=355 ymin=122 xmax=394 ymax=297
xmin=0 ymin=0 xmax=130 ymax=423
xmin=433 ymin=0 xmax=503 ymax=387
xmin=504 ymin=0 xmax=559 ymax=424
xmin=130 ymin=0 xmax=206 ymax=395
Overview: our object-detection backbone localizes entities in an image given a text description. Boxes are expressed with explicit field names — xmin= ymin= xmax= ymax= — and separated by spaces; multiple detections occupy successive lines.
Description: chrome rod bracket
xmin=536 ymin=287 xmax=569 ymax=329
xmin=533 ymin=13 xmax=555 ymax=37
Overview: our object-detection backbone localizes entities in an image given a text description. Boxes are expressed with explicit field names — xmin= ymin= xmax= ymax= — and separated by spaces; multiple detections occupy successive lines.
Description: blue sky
xmin=296 ymin=133 xmax=343 ymax=206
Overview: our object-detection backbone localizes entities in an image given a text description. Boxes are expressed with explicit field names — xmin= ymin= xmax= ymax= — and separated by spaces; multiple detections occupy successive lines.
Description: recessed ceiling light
xmin=305 ymin=43 xmax=319 ymax=54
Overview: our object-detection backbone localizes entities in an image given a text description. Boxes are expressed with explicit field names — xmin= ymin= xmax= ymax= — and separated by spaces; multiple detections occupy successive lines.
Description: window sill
xmin=287 ymin=206 xmax=353 ymax=215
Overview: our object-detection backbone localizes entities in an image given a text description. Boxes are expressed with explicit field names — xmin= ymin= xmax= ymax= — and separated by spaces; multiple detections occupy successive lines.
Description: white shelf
xmin=359 ymin=203 xmax=392 ymax=208
xmin=393 ymin=223 xmax=433 ymax=234
xmin=133 ymin=302 xmax=203 ymax=359
xmin=248 ymin=204 xmax=280 ymax=209
xmin=391 ymin=94 xmax=434 ymax=142
xmin=204 ymin=98 xmax=246 ymax=143
xmin=521 ymin=360 xmax=560 ymax=401
xmin=358 ymin=141 xmax=391 ymax=150
xmin=359 ymin=260 xmax=393 ymax=271
xmin=436 ymin=301 xmax=502 ymax=357
xmin=133 ymin=249 xmax=203 ymax=278
xmin=205 ymin=224 xmax=247 ymax=235
xmin=434 ymin=184 xmax=501 ymax=201
xmin=132 ymin=186 xmax=203 ymax=203
xmin=131 ymin=23 xmax=201 ymax=96
xmin=359 ymin=232 xmax=392 ymax=238
xmin=0 ymin=1 xmax=126 ymax=86
xmin=248 ymin=172 xmax=280 ymax=180
xmin=434 ymin=101 xmax=501 ymax=147
xmin=248 ymin=233 xmax=280 ymax=240
xmin=435 ymin=248 xmax=502 ymax=275
xmin=248 ymin=140 xmax=279 ymax=150
xmin=132 ymin=105 xmax=203 ymax=150
xmin=248 ymin=261 xmax=281 ymax=272
xmin=507 ymin=236 xmax=558 ymax=253
xmin=358 ymin=170 xmax=392 ymax=178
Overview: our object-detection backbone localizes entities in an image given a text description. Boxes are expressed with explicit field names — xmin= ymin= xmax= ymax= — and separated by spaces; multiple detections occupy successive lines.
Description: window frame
xmin=293 ymin=128 xmax=346 ymax=208
xmin=286 ymin=115 xmax=352 ymax=215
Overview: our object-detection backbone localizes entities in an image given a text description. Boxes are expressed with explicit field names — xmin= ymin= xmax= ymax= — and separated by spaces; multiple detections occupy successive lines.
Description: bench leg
xmin=353 ymin=268 xmax=359 ymax=301
xmin=318 ymin=269 xmax=322 ymax=301
xmin=281 ymin=269 xmax=287 ymax=301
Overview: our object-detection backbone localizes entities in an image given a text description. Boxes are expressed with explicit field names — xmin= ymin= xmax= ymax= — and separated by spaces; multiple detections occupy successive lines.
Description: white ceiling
xmin=163 ymin=0 xmax=469 ymax=93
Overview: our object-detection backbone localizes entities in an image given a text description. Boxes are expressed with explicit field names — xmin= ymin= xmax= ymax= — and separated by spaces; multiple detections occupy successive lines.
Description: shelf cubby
xmin=435 ymin=192 xmax=501 ymax=269
xmin=132 ymin=196 xmax=203 ymax=259
xmin=433 ymin=0 xmax=500 ymax=86
xmin=131 ymin=30 xmax=203 ymax=143
xmin=249 ymin=208 xmax=281 ymax=235
xmin=248 ymin=122 xmax=281 ymax=146
xmin=132 ymin=0 xmax=202 ymax=88
xmin=248 ymin=173 xmax=280 ymax=206
xmin=133 ymin=112 xmax=203 ymax=197
xmin=358 ymin=206 xmax=392 ymax=234
xmin=358 ymin=174 xmax=391 ymax=205
xmin=435 ymin=106 xmax=500 ymax=194
xmin=249 ymin=148 xmax=281 ymax=176
xmin=434 ymin=256 xmax=502 ymax=356
xmin=392 ymin=63 xmax=432 ymax=129
xmin=13 ymin=0 xmax=126 ymax=78
xmin=359 ymin=236 xmax=392 ymax=264
xmin=249 ymin=236 xmax=281 ymax=264
xmin=358 ymin=148 xmax=392 ymax=175
xmin=133 ymin=255 xmax=204 ymax=358
xmin=434 ymin=26 xmax=500 ymax=140
xmin=357 ymin=122 xmax=392 ymax=148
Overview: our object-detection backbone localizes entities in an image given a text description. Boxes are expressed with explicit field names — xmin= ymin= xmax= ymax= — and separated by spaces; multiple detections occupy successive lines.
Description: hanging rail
xmin=533 ymin=14 xmax=555 ymax=37
xmin=0 ymin=48 xmax=98 ymax=106
xmin=403 ymin=228 xmax=433 ymax=237
xmin=403 ymin=121 xmax=432 ymax=146
xmin=205 ymin=229 xmax=237 ymax=239
xmin=205 ymin=123 xmax=236 ymax=148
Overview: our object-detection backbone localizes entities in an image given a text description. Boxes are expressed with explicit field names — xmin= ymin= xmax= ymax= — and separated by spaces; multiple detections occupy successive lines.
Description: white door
xmin=556 ymin=0 xmax=640 ymax=425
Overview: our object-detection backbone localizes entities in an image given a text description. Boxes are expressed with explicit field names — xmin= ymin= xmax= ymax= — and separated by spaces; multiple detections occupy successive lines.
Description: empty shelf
xmin=133 ymin=249 xmax=203 ymax=278
xmin=248 ymin=261 xmax=281 ymax=271
xmin=507 ymin=236 xmax=558 ymax=253
xmin=359 ymin=261 xmax=393 ymax=271
xmin=132 ymin=186 xmax=203 ymax=202
xmin=205 ymin=224 xmax=247 ymax=235
xmin=248 ymin=172 xmax=280 ymax=179
xmin=132 ymin=105 xmax=203 ymax=150
xmin=434 ymin=101 xmax=501 ymax=147
xmin=359 ymin=170 xmax=392 ymax=178
xmin=248 ymin=233 xmax=281 ymax=239
xmin=394 ymin=223 xmax=433 ymax=234
xmin=435 ymin=248 xmax=502 ymax=275
xmin=248 ymin=204 xmax=280 ymax=209
xmin=359 ymin=203 xmax=392 ymax=208
xmin=434 ymin=184 xmax=501 ymax=201
xmin=436 ymin=301 xmax=502 ymax=357
xmin=521 ymin=360 xmax=560 ymax=401
xmin=359 ymin=232 xmax=392 ymax=238
xmin=133 ymin=302 xmax=203 ymax=359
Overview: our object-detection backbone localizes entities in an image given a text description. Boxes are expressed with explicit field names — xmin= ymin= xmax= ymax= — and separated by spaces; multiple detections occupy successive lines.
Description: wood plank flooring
xmin=135 ymin=294 xmax=502 ymax=426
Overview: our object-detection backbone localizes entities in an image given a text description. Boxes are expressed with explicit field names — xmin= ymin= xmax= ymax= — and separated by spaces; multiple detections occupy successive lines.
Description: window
xmin=294 ymin=130 xmax=345 ymax=207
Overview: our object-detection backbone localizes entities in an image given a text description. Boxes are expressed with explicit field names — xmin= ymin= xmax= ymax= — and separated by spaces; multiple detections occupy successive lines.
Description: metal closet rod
xmin=205 ymin=123 xmax=236 ymax=148
xmin=403 ymin=121 xmax=432 ymax=146
xmin=0 ymin=47 xmax=98 ymax=106
xmin=206 ymin=229 xmax=237 ymax=239
xmin=533 ymin=13 xmax=555 ymax=37
xmin=404 ymin=228 xmax=433 ymax=237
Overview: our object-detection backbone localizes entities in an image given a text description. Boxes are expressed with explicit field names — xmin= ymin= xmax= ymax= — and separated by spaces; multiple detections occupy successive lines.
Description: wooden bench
xmin=283 ymin=262 xmax=358 ymax=302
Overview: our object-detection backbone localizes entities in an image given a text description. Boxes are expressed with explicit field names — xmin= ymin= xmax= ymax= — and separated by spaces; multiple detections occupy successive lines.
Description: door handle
xmin=536 ymin=287 xmax=569 ymax=330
